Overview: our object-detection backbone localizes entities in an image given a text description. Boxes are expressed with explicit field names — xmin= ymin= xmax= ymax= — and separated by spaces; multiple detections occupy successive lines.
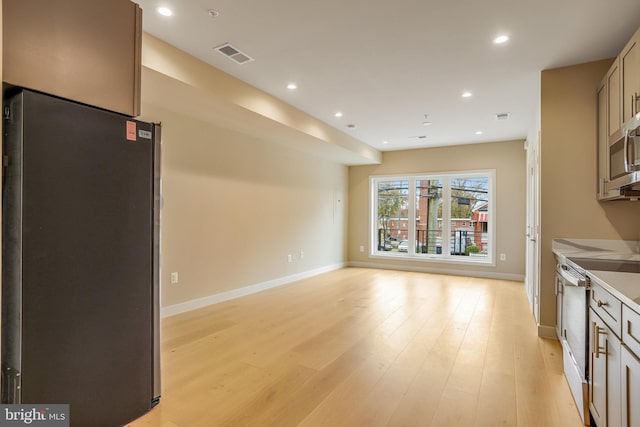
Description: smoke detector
xmin=214 ymin=43 xmax=254 ymax=64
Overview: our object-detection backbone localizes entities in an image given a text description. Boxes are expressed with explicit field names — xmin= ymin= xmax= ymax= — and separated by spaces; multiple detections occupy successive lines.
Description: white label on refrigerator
xmin=138 ymin=130 xmax=152 ymax=140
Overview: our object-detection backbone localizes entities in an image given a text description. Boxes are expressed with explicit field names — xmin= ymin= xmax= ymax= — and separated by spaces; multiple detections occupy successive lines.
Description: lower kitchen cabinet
xmin=590 ymin=308 xmax=622 ymax=427
xmin=622 ymin=344 xmax=640 ymax=427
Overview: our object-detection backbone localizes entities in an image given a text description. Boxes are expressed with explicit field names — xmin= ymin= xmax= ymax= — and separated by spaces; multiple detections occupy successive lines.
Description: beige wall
xmin=138 ymin=38 xmax=353 ymax=309
xmin=348 ymin=140 xmax=527 ymax=279
xmin=540 ymin=59 xmax=640 ymax=329
xmin=140 ymin=101 xmax=348 ymax=308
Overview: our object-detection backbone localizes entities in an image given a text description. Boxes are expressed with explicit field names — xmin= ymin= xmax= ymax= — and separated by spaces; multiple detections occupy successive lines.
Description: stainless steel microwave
xmin=609 ymin=115 xmax=640 ymax=190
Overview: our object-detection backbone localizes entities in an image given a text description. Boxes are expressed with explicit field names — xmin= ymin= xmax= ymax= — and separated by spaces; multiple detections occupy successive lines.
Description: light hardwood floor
xmin=128 ymin=267 xmax=583 ymax=427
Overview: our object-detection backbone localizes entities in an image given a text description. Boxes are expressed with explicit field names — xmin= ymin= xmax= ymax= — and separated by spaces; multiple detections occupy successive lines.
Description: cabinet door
xmin=3 ymin=0 xmax=142 ymax=116
xmin=598 ymin=77 xmax=608 ymax=198
xmin=622 ymin=345 xmax=640 ymax=427
xmin=621 ymin=28 xmax=640 ymax=123
xmin=590 ymin=310 xmax=622 ymax=427
xmin=608 ymin=59 xmax=622 ymax=137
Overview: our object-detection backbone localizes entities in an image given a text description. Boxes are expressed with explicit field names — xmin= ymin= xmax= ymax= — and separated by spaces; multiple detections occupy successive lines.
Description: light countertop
xmin=552 ymin=238 xmax=640 ymax=261
xmin=552 ymin=238 xmax=640 ymax=313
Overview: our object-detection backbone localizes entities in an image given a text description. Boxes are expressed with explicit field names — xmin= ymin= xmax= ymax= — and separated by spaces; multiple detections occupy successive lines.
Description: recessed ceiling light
xmin=287 ymin=83 xmax=297 ymax=90
xmin=475 ymin=130 xmax=483 ymax=135
xmin=494 ymin=35 xmax=510 ymax=44
xmin=207 ymin=9 xmax=220 ymax=18
xmin=334 ymin=112 xmax=343 ymax=118
xmin=157 ymin=7 xmax=173 ymax=16
xmin=462 ymin=92 xmax=473 ymax=98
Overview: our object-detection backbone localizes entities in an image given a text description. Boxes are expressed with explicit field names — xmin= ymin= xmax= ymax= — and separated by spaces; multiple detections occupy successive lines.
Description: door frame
xmin=525 ymin=132 xmax=541 ymax=324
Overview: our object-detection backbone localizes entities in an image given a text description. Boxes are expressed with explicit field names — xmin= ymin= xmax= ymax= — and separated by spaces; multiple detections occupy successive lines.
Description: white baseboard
xmin=537 ymin=324 xmax=558 ymax=339
xmin=161 ymin=262 xmax=346 ymax=318
xmin=347 ymin=261 xmax=525 ymax=282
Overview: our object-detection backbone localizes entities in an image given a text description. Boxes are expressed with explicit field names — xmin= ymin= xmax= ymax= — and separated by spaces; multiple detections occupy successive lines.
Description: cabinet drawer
xmin=590 ymin=281 xmax=622 ymax=337
xmin=623 ymin=305 xmax=640 ymax=358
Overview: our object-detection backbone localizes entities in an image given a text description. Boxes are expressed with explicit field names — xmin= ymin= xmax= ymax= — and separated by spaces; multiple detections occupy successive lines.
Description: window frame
xmin=369 ymin=170 xmax=496 ymax=266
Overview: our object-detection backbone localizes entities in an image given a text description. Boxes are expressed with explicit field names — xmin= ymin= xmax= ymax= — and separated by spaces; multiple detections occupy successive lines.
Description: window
xmin=374 ymin=180 xmax=409 ymax=251
xmin=370 ymin=171 xmax=495 ymax=264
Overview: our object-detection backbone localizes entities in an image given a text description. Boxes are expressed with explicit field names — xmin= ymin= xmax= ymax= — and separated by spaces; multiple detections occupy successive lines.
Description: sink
xmin=568 ymin=257 xmax=640 ymax=273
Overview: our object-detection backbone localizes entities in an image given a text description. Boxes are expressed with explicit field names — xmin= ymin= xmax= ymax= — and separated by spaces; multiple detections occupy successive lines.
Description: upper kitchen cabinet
xmin=621 ymin=26 xmax=640 ymax=123
xmin=607 ymin=60 xmax=622 ymax=137
xmin=597 ymin=75 xmax=608 ymax=198
xmin=597 ymin=60 xmax=621 ymax=199
xmin=3 ymin=0 xmax=142 ymax=116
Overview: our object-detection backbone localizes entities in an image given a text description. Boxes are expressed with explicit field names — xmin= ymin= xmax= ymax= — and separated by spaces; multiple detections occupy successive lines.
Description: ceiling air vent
xmin=214 ymin=43 xmax=254 ymax=64
xmin=496 ymin=112 xmax=511 ymax=120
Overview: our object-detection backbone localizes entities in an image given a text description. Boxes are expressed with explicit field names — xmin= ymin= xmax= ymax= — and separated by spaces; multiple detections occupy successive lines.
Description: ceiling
xmin=133 ymin=0 xmax=640 ymax=152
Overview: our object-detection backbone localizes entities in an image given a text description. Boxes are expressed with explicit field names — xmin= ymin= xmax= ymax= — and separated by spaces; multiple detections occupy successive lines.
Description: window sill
xmin=369 ymin=252 xmax=495 ymax=266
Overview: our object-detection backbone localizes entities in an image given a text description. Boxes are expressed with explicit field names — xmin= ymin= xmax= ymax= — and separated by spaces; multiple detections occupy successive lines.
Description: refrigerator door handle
xmin=152 ymin=122 xmax=162 ymax=405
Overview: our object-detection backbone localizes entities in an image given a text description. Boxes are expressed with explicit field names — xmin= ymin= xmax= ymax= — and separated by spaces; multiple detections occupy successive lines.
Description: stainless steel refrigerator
xmin=2 ymin=88 xmax=161 ymax=426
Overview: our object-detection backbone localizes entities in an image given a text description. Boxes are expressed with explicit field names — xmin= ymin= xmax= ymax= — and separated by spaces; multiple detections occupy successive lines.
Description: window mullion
xmin=370 ymin=177 xmax=378 ymax=255
xmin=407 ymin=178 xmax=416 ymax=255
xmin=442 ymin=177 xmax=451 ymax=257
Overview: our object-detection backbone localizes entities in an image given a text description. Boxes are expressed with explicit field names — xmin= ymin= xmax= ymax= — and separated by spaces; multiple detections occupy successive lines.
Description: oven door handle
xmin=559 ymin=274 xmax=586 ymax=287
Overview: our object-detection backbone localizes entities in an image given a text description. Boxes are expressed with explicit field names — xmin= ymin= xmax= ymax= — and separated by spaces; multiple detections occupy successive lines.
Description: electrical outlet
xmin=499 ymin=253 xmax=506 ymax=261
xmin=171 ymin=272 xmax=179 ymax=284
xmin=287 ymin=254 xmax=292 ymax=263
xmin=359 ymin=245 xmax=365 ymax=252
